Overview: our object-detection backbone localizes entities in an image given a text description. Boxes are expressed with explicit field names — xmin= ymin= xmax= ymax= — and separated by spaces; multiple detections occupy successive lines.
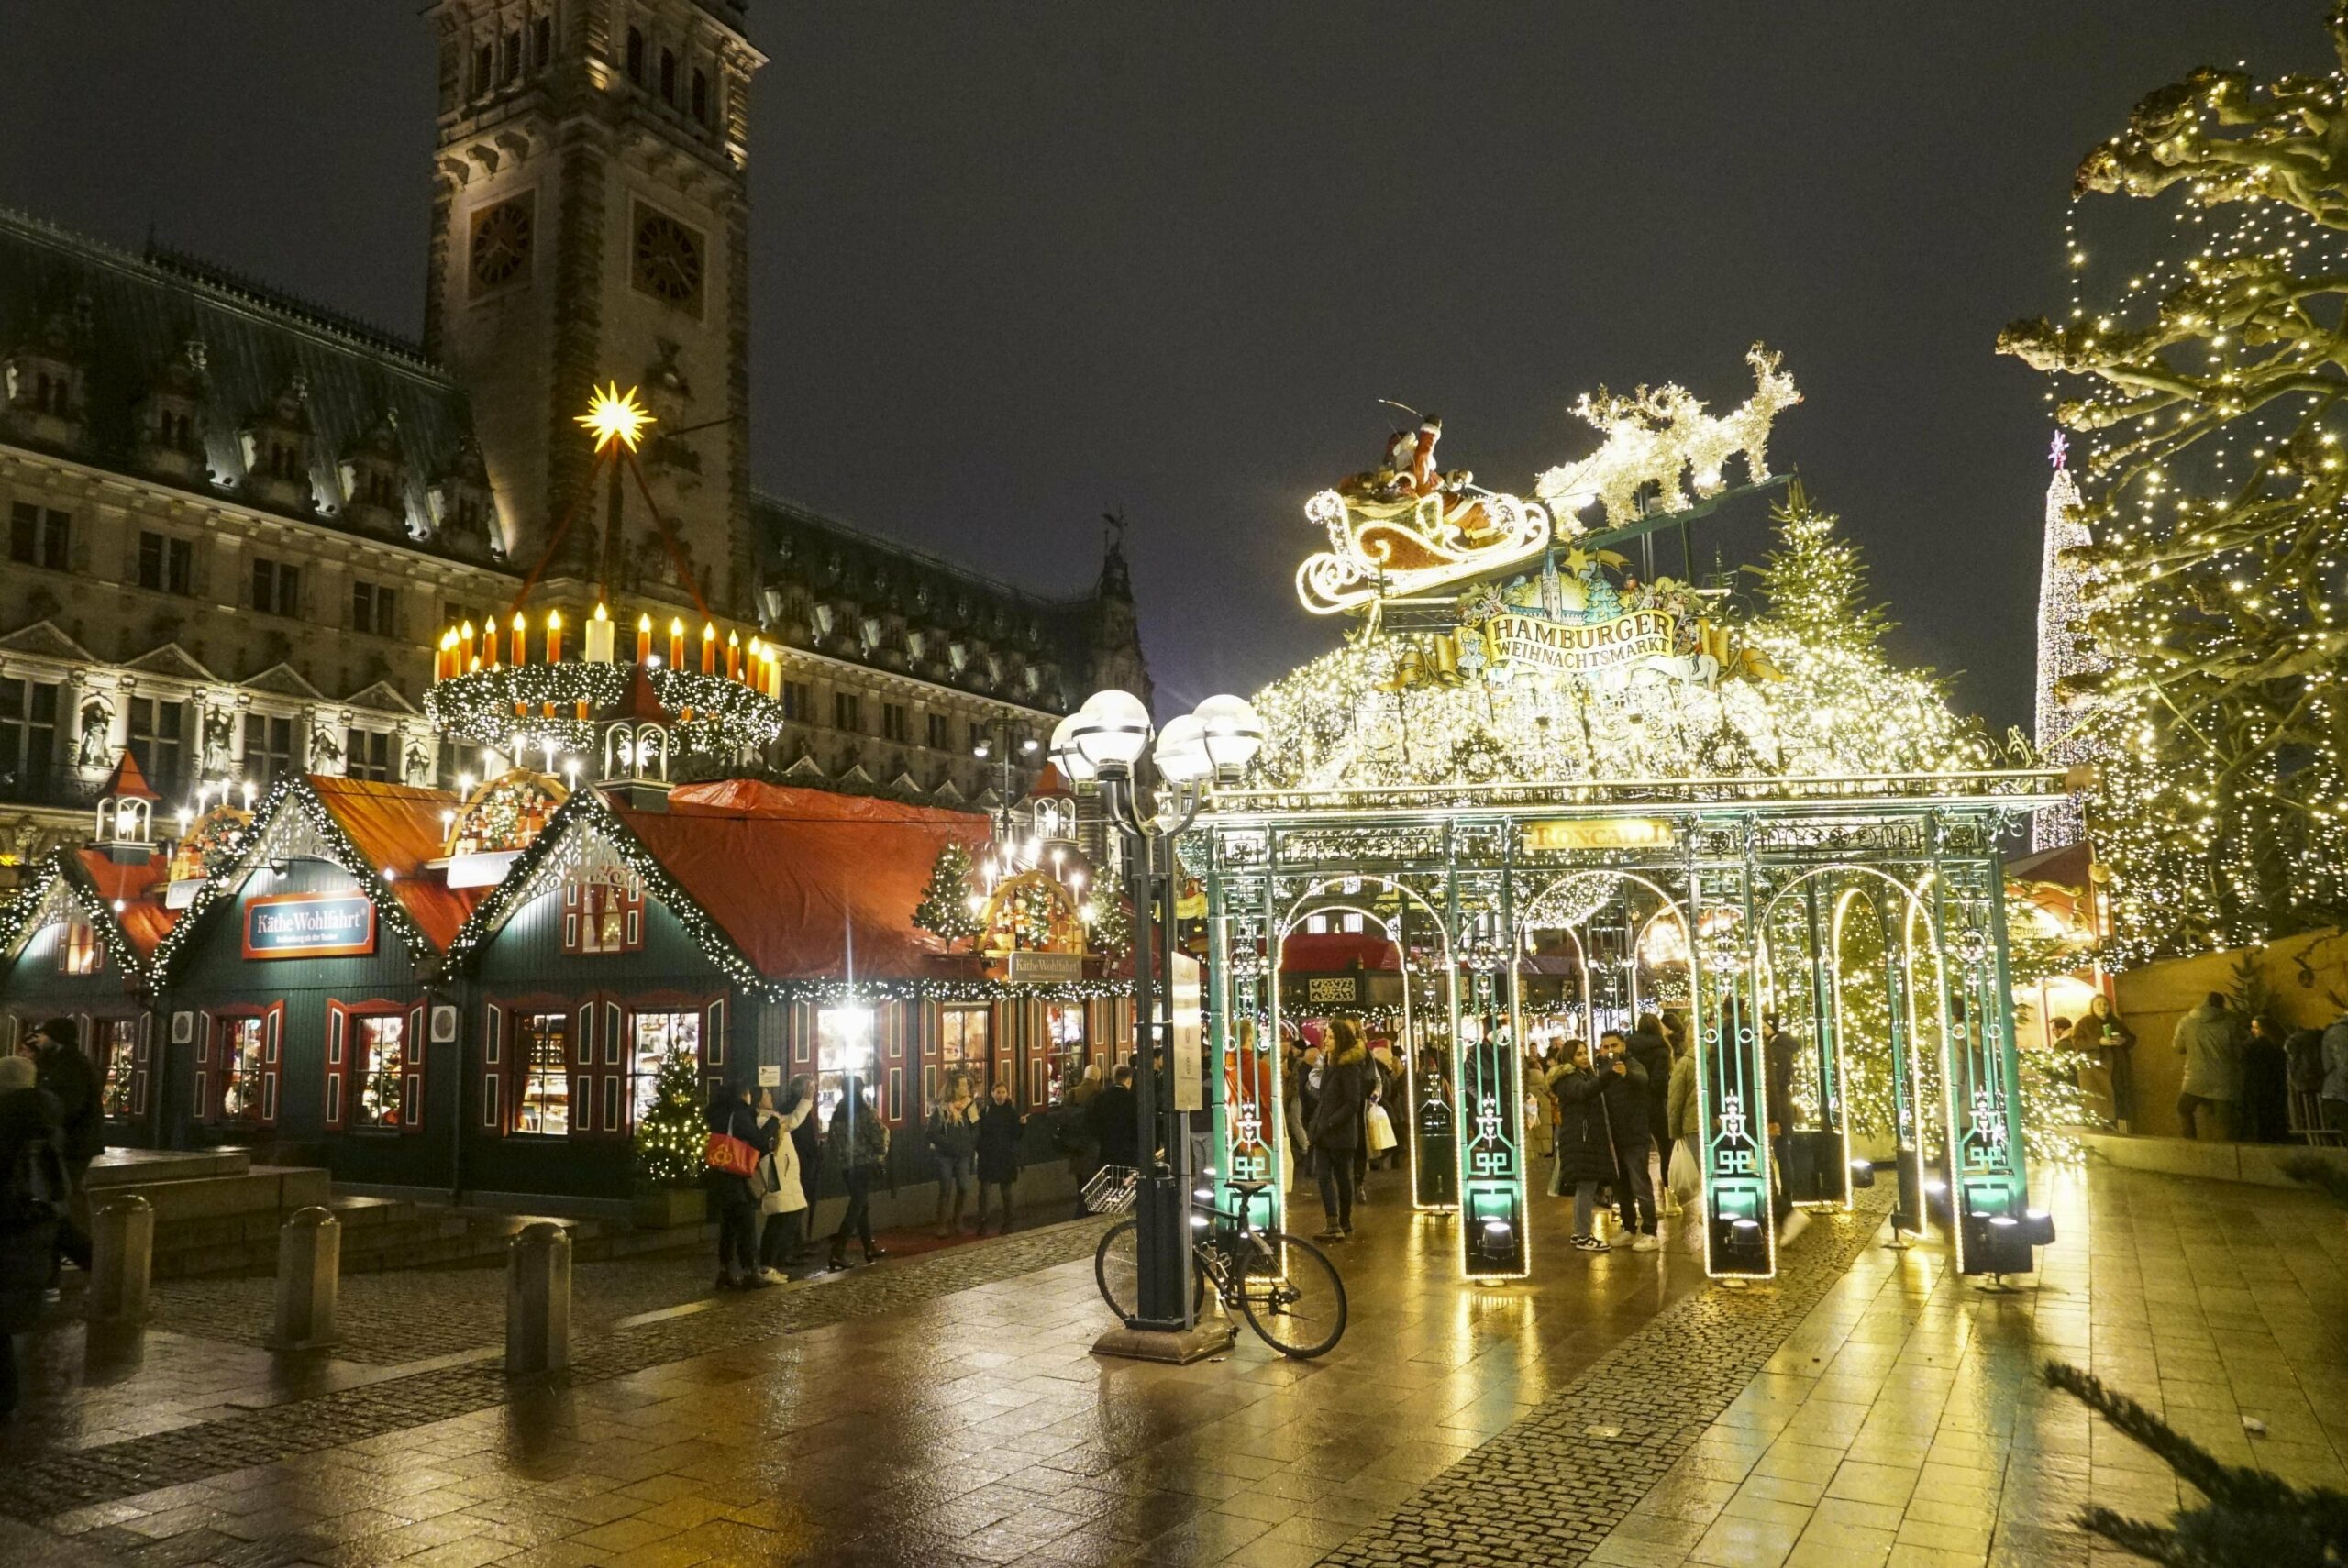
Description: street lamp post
xmin=971 ymin=715 xmax=1041 ymax=842
xmin=1057 ymin=688 xmax=1263 ymax=1344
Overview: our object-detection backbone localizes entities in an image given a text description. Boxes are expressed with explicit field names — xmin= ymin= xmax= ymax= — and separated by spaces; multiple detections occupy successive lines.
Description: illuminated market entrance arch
xmin=1197 ymin=348 xmax=2066 ymax=1284
xmin=1194 ymin=772 xmax=2064 ymax=1283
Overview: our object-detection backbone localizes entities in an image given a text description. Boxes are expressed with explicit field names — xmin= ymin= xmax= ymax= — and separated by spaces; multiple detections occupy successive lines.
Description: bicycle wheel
xmin=1094 ymin=1218 xmax=1140 ymax=1319
xmin=1094 ymin=1219 xmax=1211 ymax=1321
xmin=1235 ymin=1231 xmax=1348 ymax=1358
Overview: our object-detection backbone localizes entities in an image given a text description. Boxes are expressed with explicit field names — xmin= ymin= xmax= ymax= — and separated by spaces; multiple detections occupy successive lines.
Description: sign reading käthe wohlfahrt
xmin=244 ymin=890 xmax=376 ymax=959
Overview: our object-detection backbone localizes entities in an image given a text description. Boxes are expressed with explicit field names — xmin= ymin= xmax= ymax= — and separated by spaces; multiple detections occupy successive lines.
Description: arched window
xmin=625 ymin=27 xmax=645 ymax=83
xmin=659 ymin=48 xmax=677 ymax=105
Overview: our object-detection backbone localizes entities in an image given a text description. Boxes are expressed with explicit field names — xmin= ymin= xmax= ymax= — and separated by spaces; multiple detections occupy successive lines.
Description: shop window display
xmin=515 ymin=1011 xmax=570 ymax=1134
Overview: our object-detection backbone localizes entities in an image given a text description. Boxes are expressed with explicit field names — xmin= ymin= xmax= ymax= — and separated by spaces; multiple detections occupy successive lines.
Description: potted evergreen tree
xmin=631 ymin=1048 xmax=708 ymax=1228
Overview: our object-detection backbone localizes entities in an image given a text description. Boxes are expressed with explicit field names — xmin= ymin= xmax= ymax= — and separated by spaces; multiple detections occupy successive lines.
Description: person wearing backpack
xmin=0 ymin=1054 xmax=65 ymax=1416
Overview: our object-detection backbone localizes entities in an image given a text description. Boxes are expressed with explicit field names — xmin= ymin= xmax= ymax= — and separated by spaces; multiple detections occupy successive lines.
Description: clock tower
xmin=422 ymin=0 xmax=761 ymax=617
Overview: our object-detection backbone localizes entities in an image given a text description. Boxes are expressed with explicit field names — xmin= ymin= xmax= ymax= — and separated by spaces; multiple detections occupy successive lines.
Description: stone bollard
xmin=269 ymin=1206 xmax=341 ymax=1351
xmin=504 ymin=1220 xmax=570 ymax=1375
xmin=87 ymin=1193 xmax=154 ymax=1325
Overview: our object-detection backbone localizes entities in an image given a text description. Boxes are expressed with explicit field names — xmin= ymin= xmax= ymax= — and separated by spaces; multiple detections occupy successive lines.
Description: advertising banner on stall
xmin=243 ymin=890 xmax=376 ymax=959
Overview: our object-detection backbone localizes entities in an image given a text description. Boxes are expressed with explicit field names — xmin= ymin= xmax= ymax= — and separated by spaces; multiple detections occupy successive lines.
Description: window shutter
xmin=573 ymin=1001 xmax=596 ymax=1132
xmin=603 ymin=999 xmax=626 ymax=1140
xmin=705 ymin=996 xmax=726 ymax=1068
xmin=404 ymin=1001 xmax=427 ymax=1133
xmin=261 ymin=1004 xmax=282 ymax=1126
xmin=194 ymin=1010 xmax=212 ymax=1122
xmin=325 ymin=1000 xmax=348 ymax=1132
xmin=132 ymin=1012 xmax=151 ymax=1118
xmin=482 ymin=1003 xmax=504 ymax=1132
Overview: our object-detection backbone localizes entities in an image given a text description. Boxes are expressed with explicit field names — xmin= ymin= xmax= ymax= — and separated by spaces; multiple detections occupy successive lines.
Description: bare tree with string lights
xmin=1999 ymin=4 xmax=2348 ymax=960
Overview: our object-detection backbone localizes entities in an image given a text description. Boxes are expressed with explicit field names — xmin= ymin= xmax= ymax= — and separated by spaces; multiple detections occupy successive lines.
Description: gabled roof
xmin=73 ymin=848 xmax=175 ymax=961
xmin=151 ymin=774 xmax=475 ymax=978
xmin=0 ymin=847 xmax=176 ymax=986
xmin=620 ymin=781 xmax=989 ymax=982
xmin=308 ymin=776 xmax=483 ymax=950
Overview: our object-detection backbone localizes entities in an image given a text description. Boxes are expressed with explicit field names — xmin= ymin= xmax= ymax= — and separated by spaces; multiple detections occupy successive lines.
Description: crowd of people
xmin=702 ymin=1065 xmax=1058 ymax=1289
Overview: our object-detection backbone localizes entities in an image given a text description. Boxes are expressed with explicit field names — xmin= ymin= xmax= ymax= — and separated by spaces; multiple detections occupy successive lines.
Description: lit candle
xmin=460 ymin=619 xmax=476 ymax=670
xmin=511 ymin=611 xmax=527 ymax=666
xmin=546 ymin=609 xmax=564 ymax=665
xmin=726 ymin=630 xmax=741 ymax=680
xmin=637 ymin=613 xmax=655 ymax=665
xmin=585 ymin=602 xmax=614 ymax=663
xmin=701 ymin=622 xmax=717 ymax=675
xmin=482 ymin=616 xmax=500 ymax=668
xmin=670 ymin=617 xmax=686 ymax=668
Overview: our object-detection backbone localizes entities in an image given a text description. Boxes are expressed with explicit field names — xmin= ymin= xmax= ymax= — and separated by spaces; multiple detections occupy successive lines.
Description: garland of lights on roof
xmin=439 ymin=785 xmax=1131 ymax=1003
xmin=0 ymin=854 xmax=157 ymax=990
xmin=148 ymin=778 xmax=437 ymax=983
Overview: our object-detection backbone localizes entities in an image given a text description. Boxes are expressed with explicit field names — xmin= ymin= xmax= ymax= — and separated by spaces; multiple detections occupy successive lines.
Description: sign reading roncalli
xmin=1523 ymin=817 xmax=1676 ymax=853
xmin=1488 ymin=609 xmax=1678 ymax=677
xmin=243 ymin=890 xmax=377 ymax=959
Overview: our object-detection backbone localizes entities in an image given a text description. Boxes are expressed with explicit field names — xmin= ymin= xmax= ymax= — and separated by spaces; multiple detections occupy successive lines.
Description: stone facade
xmin=0 ymin=0 xmax=1148 ymax=889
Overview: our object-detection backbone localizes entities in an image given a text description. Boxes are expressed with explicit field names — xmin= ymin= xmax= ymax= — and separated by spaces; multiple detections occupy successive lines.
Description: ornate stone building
xmin=0 ymin=0 xmax=1148 ymax=888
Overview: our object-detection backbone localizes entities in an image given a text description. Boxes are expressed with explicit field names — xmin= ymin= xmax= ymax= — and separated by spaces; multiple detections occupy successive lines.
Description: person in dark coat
xmin=1091 ymin=1064 xmax=1140 ymax=1173
xmin=1305 ymin=1018 xmax=1370 ymax=1242
xmin=705 ymin=1083 xmax=775 ymax=1291
xmin=1598 ymin=1031 xmax=1658 ymax=1249
xmin=1626 ymin=1015 xmax=1673 ymax=1150
xmin=1547 ymin=1042 xmax=1616 ymax=1251
xmin=29 ymin=1019 xmax=99 ymax=1275
xmin=0 ymin=1055 xmax=64 ymax=1415
xmin=1763 ymin=1014 xmax=1799 ymax=1203
xmin=2243 ymin=1016 xmax=2293 ymax=1143
xmin=825 ymin=1077 xmax=891 ymax=1270
xmin=972 ymin=1080 xmax=1024 ymax=1235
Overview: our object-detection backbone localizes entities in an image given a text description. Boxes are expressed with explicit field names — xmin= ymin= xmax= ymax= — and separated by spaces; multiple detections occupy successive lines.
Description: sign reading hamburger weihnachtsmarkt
xmin=243 ymin=890 xmax=377 ymax=959
xmin=1487 ymin=609 xmax=1678 ymax=677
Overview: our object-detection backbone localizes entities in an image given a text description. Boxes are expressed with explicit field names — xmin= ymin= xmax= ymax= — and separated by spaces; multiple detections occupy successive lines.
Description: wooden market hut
xmin=0 ymin=753 xmax=183 ymax=1144
xmin=149 ymin=775 xmax=482 ymax=1184
xmin=442 ymin=778 xmax=1133 ymax=1211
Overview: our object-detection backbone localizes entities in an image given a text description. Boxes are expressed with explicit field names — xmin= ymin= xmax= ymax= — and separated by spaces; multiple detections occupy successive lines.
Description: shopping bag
xmin=703 ymin=1130 xmax=759 ymax=1177
xmin=1667 ymin=1139 xmax=1702 ymax=1204
xmin=1366 ymin=1103 xmax=1398 ymax=1154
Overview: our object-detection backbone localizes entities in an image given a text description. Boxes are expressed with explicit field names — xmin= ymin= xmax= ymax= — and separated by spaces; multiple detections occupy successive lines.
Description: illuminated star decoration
xmin=2048 ymin=430 xmax=2068 ymax=470
xmin=576 ymin=382 xmax=656 ymax=453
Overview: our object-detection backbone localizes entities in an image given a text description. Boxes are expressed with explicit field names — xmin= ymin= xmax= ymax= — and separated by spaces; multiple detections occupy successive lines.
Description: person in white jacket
xmin=755 ymin=1081 xmax=814 ymax=1282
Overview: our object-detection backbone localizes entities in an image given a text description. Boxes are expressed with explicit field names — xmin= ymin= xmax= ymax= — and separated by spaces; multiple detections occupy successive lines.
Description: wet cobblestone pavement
xmin=0 ymin=1162 xmax=2339 ymax=1567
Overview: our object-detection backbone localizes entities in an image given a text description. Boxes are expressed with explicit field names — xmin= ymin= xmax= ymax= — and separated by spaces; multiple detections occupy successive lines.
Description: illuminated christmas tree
xmin=635 ymin=1048 xmax=703 ymax=1187
xmin=1999 ymin=6 xmax=2348 ymax=960
xmin=914 ymin=841 xmax=982 ymax=944
xmin=2032 ymin=436 xmax=2099 ymax=850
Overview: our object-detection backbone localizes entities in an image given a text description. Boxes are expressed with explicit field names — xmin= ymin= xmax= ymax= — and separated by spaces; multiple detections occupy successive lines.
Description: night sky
xmin=0 ymin=2 xmax=2318 ymax=727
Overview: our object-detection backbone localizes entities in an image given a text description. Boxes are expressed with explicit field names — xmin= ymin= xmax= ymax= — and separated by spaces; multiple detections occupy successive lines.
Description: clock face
xmin=468 ymin=197 xmax=533 ymax=295
xmin=632 ymin=210 xmax=704 ymax=309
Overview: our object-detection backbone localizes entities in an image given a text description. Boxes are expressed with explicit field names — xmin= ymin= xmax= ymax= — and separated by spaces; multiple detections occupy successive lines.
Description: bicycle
xmin=1093 ymin=1177 xmax=1348 ymax=1358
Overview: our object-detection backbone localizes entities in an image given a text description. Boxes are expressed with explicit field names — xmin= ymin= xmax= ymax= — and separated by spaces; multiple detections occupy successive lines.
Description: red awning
xmin=310 ymin=776 xmax=485 ymax=951
xmin=72 ymin=849 xmax=176 ymax=959
xmin=622 ymin=782 xmax=991 ymax=981
xmin=1279 ymin=931 xmax=1400 ymax=973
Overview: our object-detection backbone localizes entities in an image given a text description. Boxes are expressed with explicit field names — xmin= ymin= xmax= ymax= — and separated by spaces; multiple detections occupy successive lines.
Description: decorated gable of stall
xmin=0 ymin=844 xmax=177 ymax=1131
xmin=151 ymin=776 xmax=480 ymax=1158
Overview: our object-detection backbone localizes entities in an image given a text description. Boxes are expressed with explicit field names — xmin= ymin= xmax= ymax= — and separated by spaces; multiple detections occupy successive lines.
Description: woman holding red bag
xmin=706 ymin=1083 xmax=775 ymax=1290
